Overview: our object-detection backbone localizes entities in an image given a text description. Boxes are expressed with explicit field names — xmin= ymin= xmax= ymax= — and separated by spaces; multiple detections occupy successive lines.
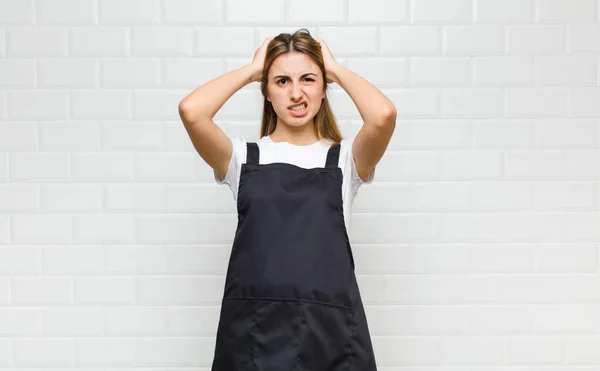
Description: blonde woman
xmin=179 ymin=28 xmax=395 ymax=371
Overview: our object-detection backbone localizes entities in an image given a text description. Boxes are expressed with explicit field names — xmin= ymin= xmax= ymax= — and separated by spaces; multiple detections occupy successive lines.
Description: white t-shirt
xmin=214 ymin=135 xmax=375 ymax=231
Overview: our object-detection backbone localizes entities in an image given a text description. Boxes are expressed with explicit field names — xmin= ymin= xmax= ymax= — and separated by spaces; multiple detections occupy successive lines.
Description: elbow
xmin=178 ymin=99 xmax=190 ymax=117
xmin=383 ymin=105 xmax=397 ymax=121
xmin=377 ymin=105 xmax=397 ymax=128
xmin=178 ymin=100 xmax=197 ymax=124
xmin=179 ymin=99 xmax=212 ymax=125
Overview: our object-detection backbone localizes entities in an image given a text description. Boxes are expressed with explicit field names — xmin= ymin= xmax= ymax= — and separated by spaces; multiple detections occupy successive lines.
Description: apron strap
xmin=246 ymin=142 xmax=259 ymax=165
xmin=325 ymin=143 xmax=341 ymax=169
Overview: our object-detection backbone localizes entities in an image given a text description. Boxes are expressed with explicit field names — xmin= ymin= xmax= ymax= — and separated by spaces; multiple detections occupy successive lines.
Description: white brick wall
xmin=0 ymin=0 xmax=599 ymax=369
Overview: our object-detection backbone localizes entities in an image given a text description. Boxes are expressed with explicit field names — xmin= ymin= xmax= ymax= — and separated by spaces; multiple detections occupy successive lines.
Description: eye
xmin=277 ymin=77 xmax=315 ymax=85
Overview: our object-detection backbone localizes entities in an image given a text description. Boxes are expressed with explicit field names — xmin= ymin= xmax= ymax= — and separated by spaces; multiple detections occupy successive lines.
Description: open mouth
xmin=288 ymin=103 xmax=308 ymax=116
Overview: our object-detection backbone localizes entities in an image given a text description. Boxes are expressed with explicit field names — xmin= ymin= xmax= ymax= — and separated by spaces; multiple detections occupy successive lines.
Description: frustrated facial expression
xmin=266 ymin=52 xmax=326 ymax=128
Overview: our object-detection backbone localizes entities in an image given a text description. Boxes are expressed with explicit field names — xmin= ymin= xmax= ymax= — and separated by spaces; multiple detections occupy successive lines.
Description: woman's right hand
xmin=249 ymin=36 xmax=275 ymax=83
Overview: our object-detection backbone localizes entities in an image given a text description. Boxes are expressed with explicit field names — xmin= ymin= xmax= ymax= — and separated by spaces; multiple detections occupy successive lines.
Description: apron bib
xmin=211 ymin=141 xmax=377 ymax=371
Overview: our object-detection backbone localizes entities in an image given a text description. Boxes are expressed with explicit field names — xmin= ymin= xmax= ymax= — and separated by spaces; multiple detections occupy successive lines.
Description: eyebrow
xmin=272 ymin=72 xmax=318 ymax=80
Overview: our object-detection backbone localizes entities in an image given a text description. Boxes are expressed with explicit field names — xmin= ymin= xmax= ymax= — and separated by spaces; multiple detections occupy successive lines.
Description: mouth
xmin=288 ymin=102 xmax=308 ymax=116
xmin=288 ymin=102 xmax=307 ymax=110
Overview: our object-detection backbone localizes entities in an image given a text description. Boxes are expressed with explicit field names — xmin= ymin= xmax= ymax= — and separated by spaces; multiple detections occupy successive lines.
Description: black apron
xmin=211 ymin=141 xmax=377 ymax=371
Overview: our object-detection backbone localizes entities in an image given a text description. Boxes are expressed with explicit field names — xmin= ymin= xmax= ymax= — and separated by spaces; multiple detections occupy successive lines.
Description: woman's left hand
xmin=317 ymin=39 xmax=340 ymax=85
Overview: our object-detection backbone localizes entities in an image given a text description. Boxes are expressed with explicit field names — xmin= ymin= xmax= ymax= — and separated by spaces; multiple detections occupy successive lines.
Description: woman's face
xmin=266 ymin=52 xmax=326 ymax=128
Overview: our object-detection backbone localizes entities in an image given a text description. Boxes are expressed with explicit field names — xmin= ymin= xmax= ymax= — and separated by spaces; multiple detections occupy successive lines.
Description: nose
xmin=289 ymin=81 xmax=303 ymax=101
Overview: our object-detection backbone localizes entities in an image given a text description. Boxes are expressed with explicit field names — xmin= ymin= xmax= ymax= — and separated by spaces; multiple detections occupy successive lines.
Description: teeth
xmin=290 ymin=103 xmax=306 ymax=111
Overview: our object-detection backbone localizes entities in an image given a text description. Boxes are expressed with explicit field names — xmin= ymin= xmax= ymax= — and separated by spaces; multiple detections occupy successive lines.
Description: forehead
xmin=269 ymin=52 xmax=318 ymax=76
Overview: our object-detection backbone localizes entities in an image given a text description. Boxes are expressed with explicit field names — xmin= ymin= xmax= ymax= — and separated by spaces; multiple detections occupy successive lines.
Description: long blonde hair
xmin=259 ymin=29 xmax=343 ymax=143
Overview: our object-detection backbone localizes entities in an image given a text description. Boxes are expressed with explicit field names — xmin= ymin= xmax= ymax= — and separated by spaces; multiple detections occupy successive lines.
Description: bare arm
xmin=329 ymin=63 xmax=396 ymax=182
xmin=178 ymin=63 xmax=258 ymax=180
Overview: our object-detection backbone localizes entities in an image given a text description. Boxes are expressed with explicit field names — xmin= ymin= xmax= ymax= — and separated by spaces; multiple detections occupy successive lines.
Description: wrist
xmin=245 ymin=63 xmax=262 ymax=83
xmin=327 ymin=63 xmax=343 ymax=83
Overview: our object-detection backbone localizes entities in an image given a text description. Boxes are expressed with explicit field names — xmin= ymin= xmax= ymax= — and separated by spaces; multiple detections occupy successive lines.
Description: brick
xmin=131 ymin=90 xmax=186 ymax=120
xmin=473 ymin=119 xmax=532 ymax=149
xmin=134 ymin=275 xmax=224 ymax=305
xmin=196 ymin=27 xmax=255 ymax=56
xmin=0 ymin=0 xmax=34 ymax=25
xmin=0 ymin=59 xmax=36 ymax=88
xmin=381 ymin=26 xmax=440 ymax=55
xmin=13 ymin=339 xmax=73 ymax=367
xmin=442 ymin=88 xmax=505 ymax=117
xmin=6 ymin=27 xmax=67 ymax=57
xmin=444 ymin=26 xmax=505 ymax=55
xmin=163 ymin=0 xmax=221 ymax=24
xmin=0 ymin=307 xmax=39 ymax=336
xmin=532 ymin=182 xmax=598 ymax=211
xmin=0 ymin=184 xmax=38 ymax=213
xmin=0 ymin=122 xmax=37 ymax=150
xmin=101 ymin=121 xmax=162 ymax=150
xmin=568 ymin=25 xmax=600 ymax=53
xmin=537 ymin=0 xmax=598 ymax=23
xmin=474 ymin=57 xmax=533 ymax=86
xmin=569 ymin=87 xmax=600 ymax=117
xmin=74 ymin=277 xmax=134 ymax=304
xmin=36 ymin=0 xmax=95 ymax=25
xmin=288 ymin=0 xmax=344 ymax=23
xmin=508 ymin=25 xmax=566 ymax=54
xmin=475 ymin=0 xmax=534 ymax=23
xmin=69 ymin=27 xmax=130 ymax=57
xmin=99 ymin=0 xmax=159 ymax=24
xmin=70 ymin=90 xmax=130 ymax=119
xmin=411 ymin=57 xmax=470 ymax=86
xmin=506 ymin=336 xmax=565 ymax=364
xmin=349 ymin=0 xmax=408 ymax=23
xmin=132 ymin=26 xmax=193 ymax=56
xmin=0 ymin=247 xmax=40 ymax=275
xmin=9 ymin=153 xmax=70 ymax=182
xmin=506 ymin=87 xmax=568 ymax=117
xmin=38 ymin=59 xmax=97 ymax=88
xmin=11 ymin=277 xmax=72 ymax=304
xmin=535 ymin=56 xmax=597 ymax=86
xmin=104 ymin=245 xmax=164 ymax=273
xmin=73 ymin=215 xmax=135 ymax=244
xmin=413 ymin=0 xmax=473 ymax=23
xmin=99 ymin=59 xmax=161 ymax=88
xmin=103 ymin=184 xmax=164 ymax=213
xmin=226 ymin=0 xmax=284 ymax=23
xmin=317 ymin=27 xmax=378 ymax=55
xmin=7 ymin=91 xmax=69 ymax=120
xmin=39 ymin=121 xmax=100 ymax=150
xmin=163 ymin=58 xmax=224 ymax=88
xmin=71 ymin=153 xmax=133 ymax=181
xmin=43 ymin=308 xmax=103 ymax=336
xmin=40 ymin=184 xmax=102 ymax=212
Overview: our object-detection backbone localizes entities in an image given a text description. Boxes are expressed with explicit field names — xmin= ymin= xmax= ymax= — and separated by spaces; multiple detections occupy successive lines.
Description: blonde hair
xmin=259 ymin=28 xmax=343 ymax=143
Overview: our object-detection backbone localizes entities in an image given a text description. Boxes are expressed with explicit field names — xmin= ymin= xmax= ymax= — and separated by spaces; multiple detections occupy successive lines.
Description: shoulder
xmin=231 ymin=136 xmax=271 ymax=164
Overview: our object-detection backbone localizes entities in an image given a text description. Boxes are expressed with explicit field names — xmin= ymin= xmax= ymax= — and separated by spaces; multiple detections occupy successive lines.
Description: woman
xmin=179 ymin=28 xmax=395 ymax=371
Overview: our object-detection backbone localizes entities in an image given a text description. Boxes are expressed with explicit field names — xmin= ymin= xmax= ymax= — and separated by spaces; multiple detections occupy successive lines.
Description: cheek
xmin=309 ymin=93 xmax=324 ymax=109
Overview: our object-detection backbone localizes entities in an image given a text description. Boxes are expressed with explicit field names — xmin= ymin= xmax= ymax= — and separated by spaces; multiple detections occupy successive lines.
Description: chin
xmin=285 ymin=116 xmax=315 ymax=127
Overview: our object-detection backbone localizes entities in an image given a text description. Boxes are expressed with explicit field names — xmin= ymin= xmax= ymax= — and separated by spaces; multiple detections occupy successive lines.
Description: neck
xmin=269 ymin=119 xmax=319 ymax=146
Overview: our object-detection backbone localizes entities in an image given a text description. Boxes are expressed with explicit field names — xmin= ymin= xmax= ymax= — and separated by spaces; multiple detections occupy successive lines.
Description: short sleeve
xmin=351 ymin=150 xmax=375 ymax=185
xmin=213 ymin=136 xmax=247 ymax=201
xmin=340 ymin=138 xmax=375 ymax=202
